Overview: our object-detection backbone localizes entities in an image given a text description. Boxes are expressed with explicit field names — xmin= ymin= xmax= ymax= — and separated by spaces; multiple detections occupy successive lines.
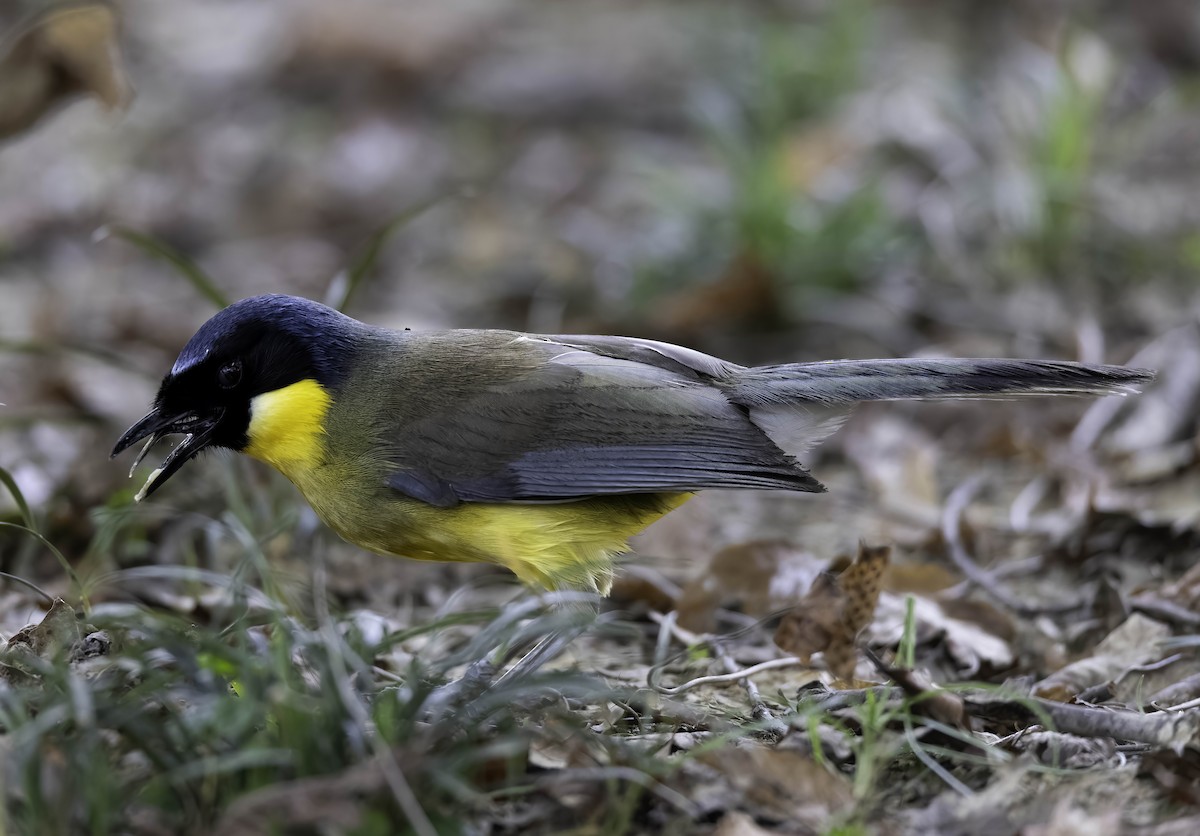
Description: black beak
xmin=111 ymin=407 xmax=223 ymax=500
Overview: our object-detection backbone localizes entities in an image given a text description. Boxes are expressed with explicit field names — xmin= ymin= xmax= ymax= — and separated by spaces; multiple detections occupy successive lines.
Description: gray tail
xmin=725 ymin=358 xmax=1155 ymax=406
xmin=722 ymin=358 xmax=1155 ymax=460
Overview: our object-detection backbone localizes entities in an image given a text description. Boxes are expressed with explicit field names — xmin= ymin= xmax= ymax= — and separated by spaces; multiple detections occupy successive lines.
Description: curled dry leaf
xmin=773 ymin=543 xmax=889 ymax=681
xmin=1008 ymin=731 xmax=1116 ymax=769
xmin=0 ymin=3 xmax=131 ymax=140
xmin=1033 ymin=613 xmax=1171 ymax=701
xmin=1147 ymin=671 xmax=1200 ymax=708
xmin=869 ymin=592 xmax=1015 ymax=676
xmin=967 ymin=695 xmax=1200 ymax=749
xmin=0 ymin=597 xmax=82 ymax=685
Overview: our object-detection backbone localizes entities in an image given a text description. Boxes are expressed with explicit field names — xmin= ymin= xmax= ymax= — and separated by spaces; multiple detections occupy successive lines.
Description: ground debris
xmin=683 ymin=745 xmax=854 ymax=831
xmin=774 ymin=542 xmax=889 ymax=681
xmin=1033 ymin=613 xmax=1172 ymax=701
xmin=0 ymin=597 xmax=107 ymax=685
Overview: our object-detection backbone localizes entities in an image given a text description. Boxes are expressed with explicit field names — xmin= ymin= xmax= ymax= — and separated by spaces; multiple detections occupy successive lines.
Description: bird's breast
xmin=243 ymin=378 xmax=333 ymax=478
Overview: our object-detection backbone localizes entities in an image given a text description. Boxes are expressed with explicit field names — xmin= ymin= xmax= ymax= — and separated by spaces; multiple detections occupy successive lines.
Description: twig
xmin=941 ymin=477 xmax=1084 ymax=616
xmin=965 ymin=697 xmax=1200 ymax=748
xmin=652 ymin=656 xmax=807 ymax=697
xmin=0 ymin=570 xmax=54 ymax=604
xmin=648 ymin=611 xmax=796 ymax=739
xmin=1130 ymin=595 xmax=1200 ymax=629
xmin=1148 ymin=672 xmax=1200 ymax=709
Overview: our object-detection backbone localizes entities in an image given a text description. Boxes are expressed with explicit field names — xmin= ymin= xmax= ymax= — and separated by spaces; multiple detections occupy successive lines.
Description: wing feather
xmin=383 ymin=337 xmax=817 ymax=505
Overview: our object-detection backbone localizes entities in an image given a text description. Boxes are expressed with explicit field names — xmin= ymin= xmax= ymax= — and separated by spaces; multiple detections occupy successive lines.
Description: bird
xmin=112 ymin=294 xmax=1154 ymax=594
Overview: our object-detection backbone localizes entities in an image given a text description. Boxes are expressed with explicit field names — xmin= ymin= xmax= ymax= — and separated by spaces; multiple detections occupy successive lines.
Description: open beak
xmin=111 ymin=407 xmax=223 ymax=501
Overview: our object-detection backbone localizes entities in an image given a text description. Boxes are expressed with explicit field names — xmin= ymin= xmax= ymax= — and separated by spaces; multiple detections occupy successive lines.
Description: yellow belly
xmin=319 ymin=489 xmax=691 ymax=593
xmin=241 ymin=380 xmax=690 ymax=592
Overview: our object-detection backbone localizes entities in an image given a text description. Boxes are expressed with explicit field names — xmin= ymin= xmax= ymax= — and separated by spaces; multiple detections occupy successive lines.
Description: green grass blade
xmin=0 ymin=465 xmax=35 ymax=530
xmin=330 ymin=194 xmax=445 ymax=313
xmin=99 ymin=225 xmax=229 ymax=309
xmin=0 ymin=570 xmax=54 ymax=603
xmin=0 ymin=522 xmax=89 ymax=611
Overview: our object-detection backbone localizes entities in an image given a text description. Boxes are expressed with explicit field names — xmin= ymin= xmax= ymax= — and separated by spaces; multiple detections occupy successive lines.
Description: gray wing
xmin=384 ymin=337 xmax=819 ymax=507
xmin=541 ymin=334 xmax=744 ymax=380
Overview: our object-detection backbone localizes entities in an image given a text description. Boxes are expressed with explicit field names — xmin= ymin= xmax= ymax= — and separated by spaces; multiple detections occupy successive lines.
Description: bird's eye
xmin=217 ymin=359 xmax=243 ymax=389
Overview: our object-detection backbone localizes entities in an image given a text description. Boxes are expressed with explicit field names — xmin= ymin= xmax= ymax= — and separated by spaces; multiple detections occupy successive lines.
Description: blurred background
xmin=2 ymin=0 xmax=1199 ymax=603
xmin=7 ymin=3 xmax=1200 ymax=832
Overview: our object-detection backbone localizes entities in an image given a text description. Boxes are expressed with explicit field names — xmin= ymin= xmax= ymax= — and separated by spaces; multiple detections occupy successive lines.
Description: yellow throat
xmin=244 ymin=379 xmax=332 ymax=477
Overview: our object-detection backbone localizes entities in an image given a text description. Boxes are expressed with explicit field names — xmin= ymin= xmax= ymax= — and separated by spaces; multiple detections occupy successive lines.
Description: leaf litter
xmin=3 ymin=2 xmax=1200 ymax=831
xmin=4 ymin=327 xmax=1197 ymax=833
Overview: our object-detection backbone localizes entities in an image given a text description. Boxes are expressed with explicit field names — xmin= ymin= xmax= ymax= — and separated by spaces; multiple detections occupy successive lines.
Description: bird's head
xmin=112 ymin=294 xmax=359 ymax=499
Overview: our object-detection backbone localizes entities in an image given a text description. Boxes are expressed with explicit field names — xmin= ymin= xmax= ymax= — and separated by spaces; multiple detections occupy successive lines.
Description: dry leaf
xmin=1147 ymin=672 xmax=1200 ymax=708
xmin=608 ymin=566 xmax=678 ymax=614
xmin=711 ymin=811 xmax=780 ymax=836
xmin=884 ymin=561 xmax=960 ymax=595
xmin=869 ymin=592 xmax=1015 ymax=676
xmin=215 ymin=757 xmax=391 ymax=836
xmin=677 ymin=540 xmax=826 ymax=632
xmin=698 ymin=746 xmax=853 ymax=826
xmin=1077 ymin=323 xmax=1198 ymax=455
xmin=844 ymin=415 xmax=943 ymax=530
xmin=0 ymin=597 xmax=82 ymax=685
xmin=1010 ymin=731 xmax=1116 ymax=769
xmin=774 ymin=543 xmax=889 ymax=680
xmin=0 ymin=3 xmax=131 ymax=139
xmin=1153 ymin=561 xmax=1200 ymax=611
xmin=1021 ymin=800 xmax=1121 ymax=836
xmin=1139 ymin=749 xmax=1200 ymax=808
xmin=653 ymin=251 xmax=781 ymax=337
xmin=1033 ymin=613 xmax=1172 ymax=701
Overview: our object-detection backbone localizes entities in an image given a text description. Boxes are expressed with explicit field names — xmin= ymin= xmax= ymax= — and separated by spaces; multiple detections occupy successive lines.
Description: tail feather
xmin=726 ymin=358 xmax=1155 ymax=407
xmin=724 ymin=358 xmax=1155 ymax=460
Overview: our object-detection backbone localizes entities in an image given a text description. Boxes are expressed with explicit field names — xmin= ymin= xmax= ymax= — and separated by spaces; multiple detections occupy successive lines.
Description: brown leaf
xmin=653 ymin=251 xmax=782 ymax=337
xmin=215 ymin=755 xmax=396 ymax=835
xmin=1021 ymin=800 xmax=1121 ymax=836
xmin=711 ymin=811 xmax=780 ymax=836
xmin=697 ymin=746 xmax=853 ymax=826
xmin=0 ymin=4 xmax=131 ymax=139
xmin=774 ymin=543 xmax=889 ymax=680
xmin=677 ymin=540 xmax=826 ymax=633
xmin=608 ymin=567 xmax=678 ymax=615
xmin=868 ymin=592 xmax=1015 ymax=676
xmin=1033 ymin=613 xmax=1171 ymax=701
xmin=1139 ymin=749 xmax=1200 ymax=808
xmin=0 ymin=598 xmax=83 ymax=685
xmin=840 ymin=543 xmax=889 ymax=632
xmin=884 ymin=561 xmax=960 ymax=595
